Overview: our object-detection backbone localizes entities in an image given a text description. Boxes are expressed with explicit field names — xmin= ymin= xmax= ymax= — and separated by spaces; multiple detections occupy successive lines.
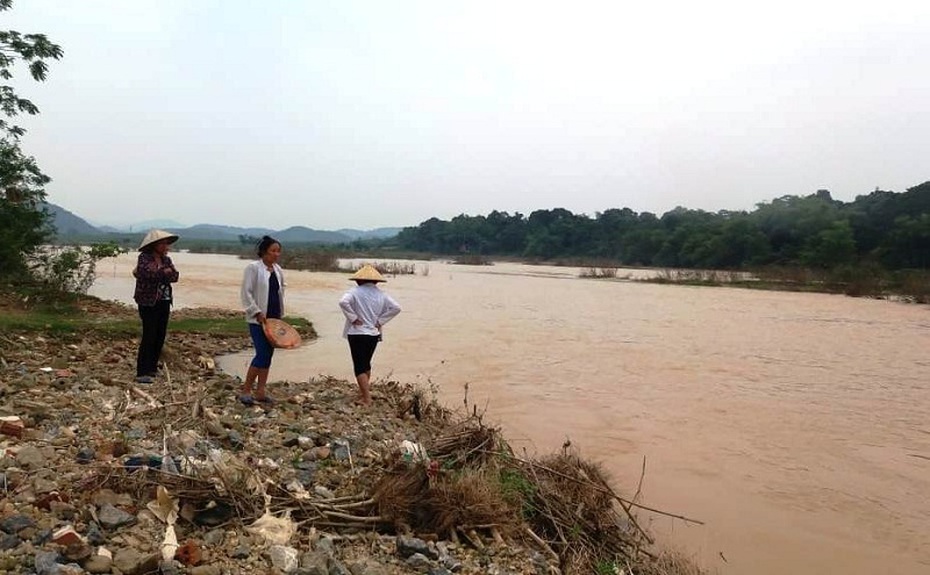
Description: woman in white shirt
xmin=239 ymin=235 xmax=285 ymax=405
xmin=338 ymin=264 xmax=401 ymax=405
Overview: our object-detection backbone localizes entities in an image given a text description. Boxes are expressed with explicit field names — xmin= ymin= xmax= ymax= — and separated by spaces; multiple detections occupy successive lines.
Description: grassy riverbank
xmin=0 ymin=293 xmax=317 ymax=338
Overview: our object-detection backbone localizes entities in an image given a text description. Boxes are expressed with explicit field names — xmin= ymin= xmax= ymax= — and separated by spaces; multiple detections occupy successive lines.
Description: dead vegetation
xmin=71 ymin=376 xmax=704 ymax=574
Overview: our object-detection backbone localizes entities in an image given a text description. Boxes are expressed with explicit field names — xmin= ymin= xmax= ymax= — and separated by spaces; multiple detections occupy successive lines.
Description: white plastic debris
xmin=246 ymin=510 xmax=296 ymax=546
xmin=146 ymin=485 xmax=178 ymax=524
xmin=146 ymin=486 xmax=180 ymax=561
xmin=400 ymin=440 xmax=428 ymax=462
xmin=161 ymin=524 xmax=179 ymax=561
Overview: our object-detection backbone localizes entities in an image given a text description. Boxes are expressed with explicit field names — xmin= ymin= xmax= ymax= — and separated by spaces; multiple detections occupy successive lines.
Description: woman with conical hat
xmin=338 ymin=264 xmax=401 ymax=405
xmin=133 ymin=229 xmax=180 ymax=384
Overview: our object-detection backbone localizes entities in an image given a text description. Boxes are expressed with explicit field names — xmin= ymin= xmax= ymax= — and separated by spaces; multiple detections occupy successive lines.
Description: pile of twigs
xmin=82 ymin=371 xmax=700 ymax=574
xmin=368 ymin=413 xmax=687 ymax=574
xmin=514 ymin=453 xmax=651 ymax=573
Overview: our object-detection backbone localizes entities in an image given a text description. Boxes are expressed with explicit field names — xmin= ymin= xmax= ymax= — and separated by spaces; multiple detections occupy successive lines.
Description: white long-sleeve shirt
xmin=241 ymin=260 xmax=285 ymax=324
xmin=339 ymin=283 xmax=401 ymax=337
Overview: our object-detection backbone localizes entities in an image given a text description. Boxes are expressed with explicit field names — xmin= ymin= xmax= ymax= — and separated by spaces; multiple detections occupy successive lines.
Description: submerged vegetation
xmin=633 ymin=265 xmax=930 ymax=302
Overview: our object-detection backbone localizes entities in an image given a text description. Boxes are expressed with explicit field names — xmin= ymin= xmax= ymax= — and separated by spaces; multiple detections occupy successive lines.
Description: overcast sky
xmin=6 ymin=0 xmax=929 ymax=230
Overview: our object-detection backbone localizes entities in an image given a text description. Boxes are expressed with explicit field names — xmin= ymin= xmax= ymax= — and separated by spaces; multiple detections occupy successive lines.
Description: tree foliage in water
xmin=394 ymin=181 xmax=930 ymax=272
xmin=0 ymin=0 xmax=63 ymax=281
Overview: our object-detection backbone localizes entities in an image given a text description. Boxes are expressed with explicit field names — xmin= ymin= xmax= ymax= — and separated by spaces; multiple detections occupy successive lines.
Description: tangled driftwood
xmin=79 ymin=370 xmax=699 ymax=575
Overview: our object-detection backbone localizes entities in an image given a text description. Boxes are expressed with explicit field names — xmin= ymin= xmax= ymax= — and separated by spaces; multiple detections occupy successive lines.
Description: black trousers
xmin=137 ymin=300 xmax=171 ymax=377
xmin=347 ymin=334 xmax=380 ymax=376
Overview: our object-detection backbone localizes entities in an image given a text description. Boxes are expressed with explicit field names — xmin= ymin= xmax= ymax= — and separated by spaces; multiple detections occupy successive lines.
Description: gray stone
xmin=405 ymin=553 xmax=432 ymax=572
xmin=269 ymin=545 xmax=299 ymax=573
xmin=428 ymin=568 xmax=452 ymax=575
xmin=75 ymin=447 xmax=95 ymax=464
xmin=396 ymin=535 xmax=438 ymax=559
xmin=34 ymin=551 xmax=60 ymax=575
xmin=530 ymin=551 xmax=550 ymax=575
xmin=440 ymin=555 xmax=463 ymax=573
xmin=282 ymin=433 xmax=300 ymax=447
xmin=313 ymin=485 xmax=335 ymax=499
xmin=85 ymin=523 xmax=106 ymax=545
xmin=188 ymin=565 xmax=222 ymax=575
xmin=112 ymin=548 xmax=158 ymax=575
xmin=34 ymin=477 xmax=60 ymax=493
xmin=296 ymin=468 xmax=315 ymax=486
xmin=82 ymin=554 xmax=112 ymax=574
xmin=0 ymin=514 xmax=35 ymax=534
xmin=347 ymin=559 xmax=388 ymax=575
xmin=97 ymin=503 xmax=136 ymax=530
xmin=61 ymin=542 xmax=91 ymax=563
xmin=203 ymin=528 xmax=225 ymax=546
xmin=32 ymin=527 xmax=52 ymax=545
xmin=331 ymin=439 xmax=351 ymax=460
xmin=159 ymin=559 xmax=181 ymax=575
xmin=230 ymin=543 xmax=250 ymax=559
xmin=227 ymin=430 xmax=245 ymax=449
xmin=49 ymin=501 xmax=77 ymax=520
xmin=298 ymin=550 xmax=330 ymax=575
xmin=328 ymin=557 xmax=352 ymax=575
xmin=15 ymin=445 xmax=46 ymax=469
xmin=0 ymin=532 xmax=20 ymax=550
xmin=316 ymin=535 xmax=336 ymax=555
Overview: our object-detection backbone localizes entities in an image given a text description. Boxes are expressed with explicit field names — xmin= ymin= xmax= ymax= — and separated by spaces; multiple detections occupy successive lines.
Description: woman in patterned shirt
xmin=133 ymin=229 xmax=180 ymax=384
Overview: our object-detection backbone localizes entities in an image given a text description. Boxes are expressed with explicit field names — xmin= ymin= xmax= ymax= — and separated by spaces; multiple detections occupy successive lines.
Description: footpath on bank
xmin=0 ymin=295 xmax=703 ymax=575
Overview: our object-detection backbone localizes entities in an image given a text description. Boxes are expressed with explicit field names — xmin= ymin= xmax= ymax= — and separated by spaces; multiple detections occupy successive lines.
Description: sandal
xmin=255 ymin=395 xmax=276 ymax=405
xmin=237 ymin=394 xmax=255 ymax=406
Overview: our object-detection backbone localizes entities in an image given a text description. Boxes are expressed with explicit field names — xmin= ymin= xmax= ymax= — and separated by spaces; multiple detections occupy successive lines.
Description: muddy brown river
xmin=91 ymin=252 xmax=930 ymax=574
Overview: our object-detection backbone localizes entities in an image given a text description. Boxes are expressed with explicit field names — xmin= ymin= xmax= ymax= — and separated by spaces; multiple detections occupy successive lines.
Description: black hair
xmin=257 ymin=235 xmax=281 ymax=257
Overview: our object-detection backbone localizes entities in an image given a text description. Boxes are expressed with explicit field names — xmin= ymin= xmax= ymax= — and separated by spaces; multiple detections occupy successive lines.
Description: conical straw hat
xmin=263 ymin=318 xmax=302 ymax=349
xmin=349 ymin=264 xmax=386 ymax=282
xmin=138 ymin=229 xmax=180 ymax=251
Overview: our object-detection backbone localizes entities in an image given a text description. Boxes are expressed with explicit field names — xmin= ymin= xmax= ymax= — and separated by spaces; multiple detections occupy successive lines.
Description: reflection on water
xmin=91 ymin=252 xmax=930 ymax=575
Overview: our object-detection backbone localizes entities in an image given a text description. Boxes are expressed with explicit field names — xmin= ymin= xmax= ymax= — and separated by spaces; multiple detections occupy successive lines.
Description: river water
xmin=90 ymin=252 xmax=930 ymax=574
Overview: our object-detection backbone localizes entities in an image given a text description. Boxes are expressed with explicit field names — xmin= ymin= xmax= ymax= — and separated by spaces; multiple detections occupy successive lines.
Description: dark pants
xmin=137 ymin=300 xmax=171 ymax=377
xmin=249 ymin=322 xmax=275 ymax=368
xmin=347 ymin=334 xmax=380 ymax=376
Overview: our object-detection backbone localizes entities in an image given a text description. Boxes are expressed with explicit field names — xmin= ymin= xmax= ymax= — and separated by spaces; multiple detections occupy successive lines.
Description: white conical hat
xmin=138 ymin=229 xmax=180 ymax=251
xmin=349 ymin=264 xmax=386 ymax=282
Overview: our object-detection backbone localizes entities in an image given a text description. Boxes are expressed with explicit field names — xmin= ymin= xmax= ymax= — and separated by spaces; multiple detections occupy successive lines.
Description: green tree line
xmin=394 ymin=182 xmax=930 ymax=271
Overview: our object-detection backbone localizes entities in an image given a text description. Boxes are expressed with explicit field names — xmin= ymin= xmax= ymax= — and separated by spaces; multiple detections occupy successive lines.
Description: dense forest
xmin=394 ymin=181 xmax=930 ymax=271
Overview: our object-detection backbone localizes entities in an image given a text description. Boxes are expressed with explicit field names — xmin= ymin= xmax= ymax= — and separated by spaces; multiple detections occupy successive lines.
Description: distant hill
xmin=165 ymin=224 xmax=277 ymax=241
xmin=43 ymin=203 xmax=400 ymax=244
xmin=44 ymin=203 xmax=100 ymax=236
xmin=276 ymin=226 xmax=352 ymax=244
xmin=336 ymin=227 xmax=403 ymax=240
xmin=94 ymin=218 xmax=187 ymax=232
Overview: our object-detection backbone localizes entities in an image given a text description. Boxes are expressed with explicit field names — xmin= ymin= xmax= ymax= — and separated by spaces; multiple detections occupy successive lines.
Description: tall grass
xmin=343 ymin=261 xmax=418 ymax=277
xmin=579 ymin=267 xmax=621 ymax=279
xmin=650 ymin=269 xmax=744 ymax=285
xmin=279 ymin=249 xmax=340 ymax=272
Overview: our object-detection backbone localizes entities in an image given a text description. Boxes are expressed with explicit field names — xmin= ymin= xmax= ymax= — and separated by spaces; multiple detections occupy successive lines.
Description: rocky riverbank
xmin=0 ymin=297 xmax=700 ymax=575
